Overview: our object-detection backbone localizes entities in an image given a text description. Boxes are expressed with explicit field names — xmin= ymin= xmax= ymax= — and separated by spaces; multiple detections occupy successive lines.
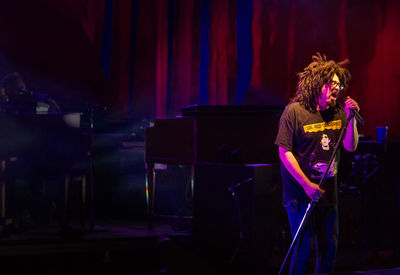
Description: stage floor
xmin=0 ymin=219 xmax=398 ymax=274
xmin=0 ymin=219 xmax=190 ymax=274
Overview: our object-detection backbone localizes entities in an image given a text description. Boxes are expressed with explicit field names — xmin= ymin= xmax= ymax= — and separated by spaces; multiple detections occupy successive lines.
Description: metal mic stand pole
xmin=86 ymin=106 xmax=110 ymax=233
xmin=88 ymin=106 xmax=95 ymax=231
xmin=278 ymin=112 xmax=357 ymax=274
xmin=227 ymin=177 xmax=254 ymax=264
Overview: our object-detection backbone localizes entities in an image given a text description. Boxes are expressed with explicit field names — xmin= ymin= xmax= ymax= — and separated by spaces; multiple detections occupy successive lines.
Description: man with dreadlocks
xmin=275 ymin=53 xmax=359 ymax=274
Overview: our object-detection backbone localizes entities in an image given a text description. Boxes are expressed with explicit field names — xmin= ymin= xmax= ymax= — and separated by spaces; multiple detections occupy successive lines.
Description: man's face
xmin=4 ymin=78 xmax=27 ymax=98
xmin=321 ymin=134 xmax=330 ymax=148
xmin=318 ymin=74 xmax=341 ymax=110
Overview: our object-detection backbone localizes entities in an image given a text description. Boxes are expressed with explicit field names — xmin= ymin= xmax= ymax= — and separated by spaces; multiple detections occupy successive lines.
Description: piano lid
xmin=180 ymin=105 xmax=285 ymax=117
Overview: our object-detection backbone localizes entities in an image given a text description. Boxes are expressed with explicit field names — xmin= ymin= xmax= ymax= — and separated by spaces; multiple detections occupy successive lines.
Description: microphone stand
xmin=228 ymin=177 xmax=253 ymax=265
xmin=88 ymin=106 xmax=95 ymax=231
xmin=278 ymin=111 xmax=359 ymax=274
xmin=86 ymin=105 xmax=108 ymax=233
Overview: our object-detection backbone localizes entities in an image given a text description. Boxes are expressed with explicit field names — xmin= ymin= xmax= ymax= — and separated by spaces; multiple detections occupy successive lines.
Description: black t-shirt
xmin=274 ymin=102 xmax=347 ymax=205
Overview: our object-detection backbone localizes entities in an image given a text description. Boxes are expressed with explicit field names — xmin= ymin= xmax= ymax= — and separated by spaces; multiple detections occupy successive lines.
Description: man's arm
xmin=279 ymin=146 xmax=324 ymax=201
xmin=343 ymin=97 xmax=359 ymax=152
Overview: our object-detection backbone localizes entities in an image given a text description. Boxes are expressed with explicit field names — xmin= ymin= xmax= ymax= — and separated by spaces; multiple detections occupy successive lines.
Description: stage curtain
xmin=247 ymin=0 xmax=400 ymax=140
xmin=208 ymin=0 xmax=237 ymax=105
xmin=168 ymin=0 xmax=199 ymax=116
xmin=10 ymin=0 xmax=400 ymax=140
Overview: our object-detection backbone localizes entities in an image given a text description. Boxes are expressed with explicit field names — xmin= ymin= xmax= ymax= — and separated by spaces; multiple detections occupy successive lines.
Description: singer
xmin=275 ymin=53 xmax=360 ymax=274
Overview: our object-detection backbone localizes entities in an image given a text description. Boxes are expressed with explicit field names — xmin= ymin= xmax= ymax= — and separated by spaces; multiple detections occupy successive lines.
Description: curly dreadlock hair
xmin=291 ymin=53 xmax=351 ymax=112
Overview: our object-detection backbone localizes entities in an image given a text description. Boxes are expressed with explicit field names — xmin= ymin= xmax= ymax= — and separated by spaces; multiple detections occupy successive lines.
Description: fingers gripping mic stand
xmin=279 ymin=111 xmax=360 ymax=274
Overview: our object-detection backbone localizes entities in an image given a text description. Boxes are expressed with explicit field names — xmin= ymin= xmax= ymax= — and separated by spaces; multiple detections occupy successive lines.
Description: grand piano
xmin=145 ymin=105 xmax=285 ymax=270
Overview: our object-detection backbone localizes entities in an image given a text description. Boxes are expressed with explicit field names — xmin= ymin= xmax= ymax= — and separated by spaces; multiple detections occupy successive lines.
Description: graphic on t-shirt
xmin=303 ymin=120 xmax=342 ymax=133
xmin=321 ymin=133 xmax=331 ymax=151
xmin=309 ymin=133 xmax=336 ymax=179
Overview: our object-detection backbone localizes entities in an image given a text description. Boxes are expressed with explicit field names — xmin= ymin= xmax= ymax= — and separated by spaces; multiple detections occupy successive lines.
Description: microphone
xmin=228 ymin=177 xmax=253 ymax=192
xmin=350 ymin=109 xmax=365 ymax=125
xmin=345 ymin=96 xmax=365 ymax=125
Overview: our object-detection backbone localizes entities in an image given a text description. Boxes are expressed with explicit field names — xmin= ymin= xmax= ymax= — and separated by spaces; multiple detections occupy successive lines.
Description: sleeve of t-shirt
xmin=274 ymin=104 xmax=296 ymax=152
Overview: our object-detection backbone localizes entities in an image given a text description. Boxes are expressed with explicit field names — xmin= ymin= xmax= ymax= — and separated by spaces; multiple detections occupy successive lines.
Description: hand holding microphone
xmin=344 ymin=96 xmax=365 ymax=125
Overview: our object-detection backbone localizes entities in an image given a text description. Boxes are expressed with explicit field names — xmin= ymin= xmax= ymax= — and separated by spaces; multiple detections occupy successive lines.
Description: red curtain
xmin=248 ymin=0 xmax=400 ymax=141
xmin=112 ymin=0 xmax=132 ymax=113
xmin=116 ymin=0 xmax=400 ymax=140
xmin=208 ymin=0 xmax=237 ymax=105
xmin=169 ymin=0 xmax=198 ymax=115
xmin=2 ymin=0 xmax=399 ymax=140
xmin=155 ymin=0 xmax=168 ymax=118
xmin=347 ymin=0 xmax=400 ymax=141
